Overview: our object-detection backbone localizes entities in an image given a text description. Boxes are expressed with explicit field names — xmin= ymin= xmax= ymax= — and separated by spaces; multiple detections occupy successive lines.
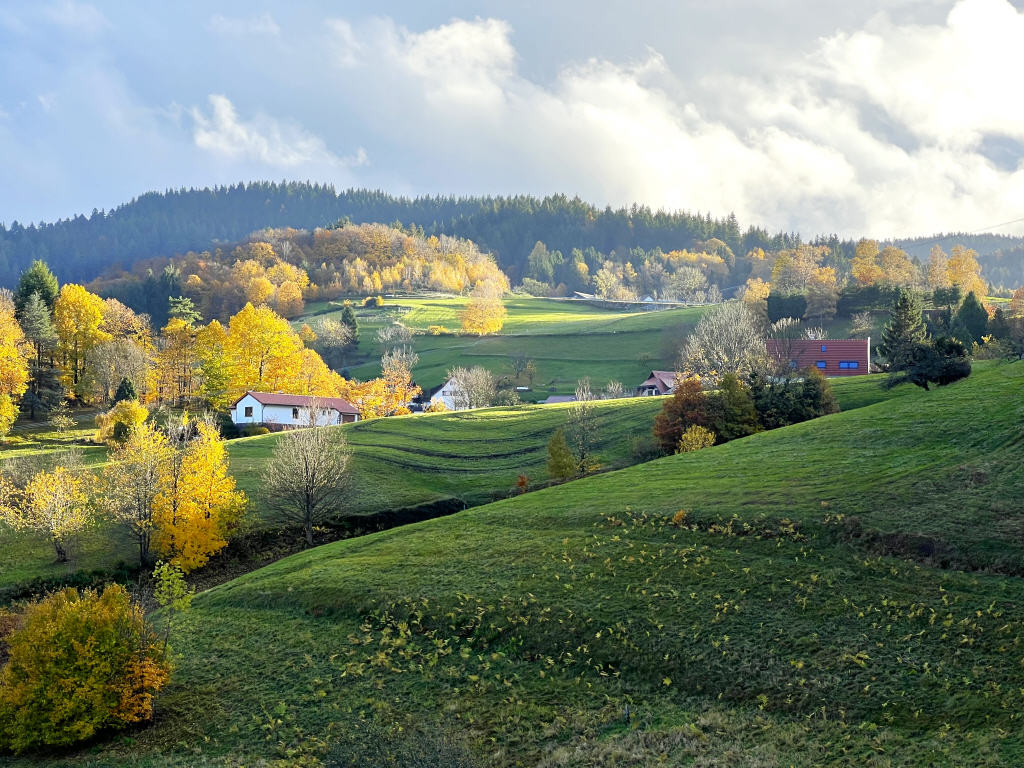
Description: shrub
xmin=0 ymin=585 xmax=170 ymax=753
xmin=428 ymin=325 xmax=450 ymax=336
xmin=424 ymin=400 xmax=448 ymax=413
xmin=546 ymin=429 xmax=576 ymax=480
xmin=678 ymin=424 xmax=715 ymax=453
xmin=94 ymin=399 xmax=148 ymax=445
xmin=363 ymin=295 xmax=383 ymax=308
xmin=652 ymin=377 xmax=713 ymax=454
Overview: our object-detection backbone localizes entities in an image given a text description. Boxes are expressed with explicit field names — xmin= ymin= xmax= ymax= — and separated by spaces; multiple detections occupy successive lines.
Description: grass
xmin=10 ymin=361 xmax=1022 ymax=767
xmin=302 ymin=297 xmax=708 ymax=396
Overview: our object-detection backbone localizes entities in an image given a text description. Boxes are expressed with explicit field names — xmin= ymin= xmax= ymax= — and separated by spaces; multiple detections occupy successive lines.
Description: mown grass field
xmin=303 ymin=297 xmax=709 ymax=396
xmin=0 ymin=371 xmax=904 ymax=601
xmin=13 ymin=361 xmax=1022 ymax=767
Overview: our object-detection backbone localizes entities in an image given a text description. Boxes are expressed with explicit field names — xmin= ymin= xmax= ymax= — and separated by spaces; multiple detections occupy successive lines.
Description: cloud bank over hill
xmin=1 ymin=0 xmax=1022 ymax=238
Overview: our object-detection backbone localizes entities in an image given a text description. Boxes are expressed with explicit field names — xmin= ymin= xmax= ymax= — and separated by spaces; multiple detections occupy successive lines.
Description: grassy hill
xmin=16 ymin=361 xmax=1022 ymax=767
xmin=300 ymin=297 xmax=708 ymax=396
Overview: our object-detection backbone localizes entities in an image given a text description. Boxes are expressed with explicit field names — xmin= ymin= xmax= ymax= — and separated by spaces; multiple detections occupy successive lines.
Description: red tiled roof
xmin=639 ymin=370 xmax=677 ymax=393
xmin=766 ymin=339 xmax=870 ymax=376
xmin=234 ymin=391 xmax=359 ymax=414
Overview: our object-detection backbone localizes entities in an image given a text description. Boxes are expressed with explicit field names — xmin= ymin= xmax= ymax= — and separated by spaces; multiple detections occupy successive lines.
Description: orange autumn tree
xmin=151 ymin=416 xmax=246 ymax=573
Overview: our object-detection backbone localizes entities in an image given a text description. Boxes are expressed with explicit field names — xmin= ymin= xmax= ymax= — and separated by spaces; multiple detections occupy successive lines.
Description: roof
xmin=233 ymin=391 xmax=359 ymax=414
xmin=766 ymin=339 xmax=870 ymax=376
xmin=542 ymin=395 xmax=576 ymax=404
xmin=639 ymin=370 xmax=677 ymax=389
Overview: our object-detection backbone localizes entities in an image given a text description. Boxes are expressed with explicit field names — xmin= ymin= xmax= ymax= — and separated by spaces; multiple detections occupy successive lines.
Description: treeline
xmin=0 ymin=183 xmax=795 ymax=288
xmin=89 ymin=223 xmax=508 ymax=324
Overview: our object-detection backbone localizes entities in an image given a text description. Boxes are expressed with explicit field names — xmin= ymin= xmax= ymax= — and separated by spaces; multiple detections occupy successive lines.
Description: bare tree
xmin=376 ymin=321 xmax=413 ymax=349
xmin=447 ymin=366 xmax=496 ymax=410
xmin=602 ymin=380 xmax=626 ymax=400
xmin=566 ymin=378 xmax=600 ymax=474
xmin=803 ymin=326 xmax=829 ymax=341
xmin=261 ymin=409 xmax=352 ymax=546
xmin=850 ymin=311 xmax=874 ymax=338
xmin=680 ymin=302 xmax=767 ymax=383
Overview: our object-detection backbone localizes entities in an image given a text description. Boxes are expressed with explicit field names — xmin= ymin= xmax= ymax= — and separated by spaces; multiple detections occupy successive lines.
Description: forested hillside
xmin=0 ymin=183 xmax=790 ymax=287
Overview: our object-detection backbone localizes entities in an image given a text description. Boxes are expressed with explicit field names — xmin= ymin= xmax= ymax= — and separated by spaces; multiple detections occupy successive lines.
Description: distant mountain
xmin=1 ymin=181 xmax=1021 ymax=289
xmin=0 ymin=182 xmax=790 ymax=287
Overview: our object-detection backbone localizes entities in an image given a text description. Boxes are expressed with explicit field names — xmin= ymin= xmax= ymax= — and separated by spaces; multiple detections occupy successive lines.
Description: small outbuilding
xmin=230 ymin=391 xmax=360 ymax=429
xmin=637 ymin=370 xmax=678 ymax=396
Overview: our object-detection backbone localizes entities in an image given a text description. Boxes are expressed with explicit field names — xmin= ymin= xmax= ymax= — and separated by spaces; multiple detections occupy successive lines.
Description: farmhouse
xmin=637 ymin=370 xmax=678 ymax=396
xmin=429 ymin=377 xmax=466 ymax=411
xmin=231 ymin=391 xmax=360 ymax=429
xmin=541 ymin=395 xmax=576 ymax=404
xmin=766 ymin=338 xmax=871 ymax=376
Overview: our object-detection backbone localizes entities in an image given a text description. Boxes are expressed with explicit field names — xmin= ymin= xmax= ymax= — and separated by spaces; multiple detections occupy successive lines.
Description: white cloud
xmin=42 ymin=1 xmax=107 ymax=36
xmin=325 ymin=4 xmax=1024 ymax=237
xmin=190 ymin=94 xmax=366 ymax=169
xmin=207 ymin=12 xmax=280 ymax=38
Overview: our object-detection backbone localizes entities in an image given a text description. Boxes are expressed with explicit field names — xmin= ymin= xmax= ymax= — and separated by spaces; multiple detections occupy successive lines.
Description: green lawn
xmin=0 ymin=370 xmax=904 ymax=601
xmin=12 ymin=361 xmax=1023 ymax=767
xmin=303 ymin=297 xmax=708 ymax=396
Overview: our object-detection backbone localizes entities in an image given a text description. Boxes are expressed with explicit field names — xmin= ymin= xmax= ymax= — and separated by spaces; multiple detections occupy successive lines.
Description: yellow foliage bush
xmin=677 ymin=424 xmax=715 ymax=453
xmin=427 ymin=325 xmax=450 ymax=336
xmin=94 ymin=399 xmax=148 ymax=444
xmin=0 ymin=585 xmax=169 ymax=753
xmin=424 ymin=400 xmax=447 ymax=413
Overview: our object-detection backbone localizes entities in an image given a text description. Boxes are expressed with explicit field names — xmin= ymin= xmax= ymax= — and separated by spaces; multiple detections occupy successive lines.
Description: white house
xmin=230 ymin=391 xmax=360 ymax=429
xmin=429 ymin=377 xmax=466 ymax=411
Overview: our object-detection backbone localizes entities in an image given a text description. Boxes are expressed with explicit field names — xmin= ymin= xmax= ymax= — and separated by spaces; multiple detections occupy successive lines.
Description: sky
xmin=2 ymin=0 xmax=1024 ymax=238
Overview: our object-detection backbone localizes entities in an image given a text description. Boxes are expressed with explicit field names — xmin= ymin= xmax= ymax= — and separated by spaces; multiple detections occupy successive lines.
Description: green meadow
xmin=11 ymin=361 xmax=1021 ymax=767
xmin=302 ymin=296 xmax=709 ymax=396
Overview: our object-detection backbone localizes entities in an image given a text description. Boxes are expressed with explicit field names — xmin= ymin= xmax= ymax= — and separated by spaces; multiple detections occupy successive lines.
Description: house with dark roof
xmin=766 ymin=338 xmax=871 ymax=376
xmin=541 ymin=395 xmax=576 ymax=404
xmin=637 ymin=370 xmax=678 ymax=396
xmin=230 ymin=391 xmax=360 ymax=429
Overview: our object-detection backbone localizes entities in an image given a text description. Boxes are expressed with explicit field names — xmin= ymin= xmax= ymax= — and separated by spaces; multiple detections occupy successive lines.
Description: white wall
xmin=231 ymin=396 xmax=356 ymax=426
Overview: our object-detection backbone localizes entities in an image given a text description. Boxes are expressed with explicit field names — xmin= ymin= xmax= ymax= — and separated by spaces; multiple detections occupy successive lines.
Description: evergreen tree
xmin=953 ymin=291 xmax=989 ymax=345
xmin=797 ymin=368 xmax=839 ymax=419
xmin=340 ymin=305 xmax=359 ymax=348
xmin=707 ymin=373 xmax=758 ymax=442
xmin=988 ymin=307 xmax=1011 ymax=340
xmin=112 ymin=378 xmax=138 ymax=405
xmin=15 ymin=261 xmax=59 ymax=314
xmin=905 ymin=337 xmax=971 ymax=390
xmin=18 ymin=291 xmax=62 ymax=419
xmin=879 ymin=289 xmax=927 ymax=371
xmin=168 ymin=296 xmax=202 ymax=325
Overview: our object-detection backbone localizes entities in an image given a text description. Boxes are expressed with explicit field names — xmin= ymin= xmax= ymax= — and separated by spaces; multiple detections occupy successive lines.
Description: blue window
xmin=816 ymin=360 xmax=827 ymax=369
xmin=820 ymin=344 xmax=827 ymax=352
xmin=839 ymin=361 xmax=860 ymax=370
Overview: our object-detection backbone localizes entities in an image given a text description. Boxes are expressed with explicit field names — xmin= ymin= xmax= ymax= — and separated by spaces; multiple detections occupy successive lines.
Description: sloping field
xmin=21 ymin=361 xmax=1024 ymax=767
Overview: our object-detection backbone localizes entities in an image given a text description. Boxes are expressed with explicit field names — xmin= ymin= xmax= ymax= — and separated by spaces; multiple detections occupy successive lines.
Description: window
xmin=820 ymin=344 xmax=827 ymax=352
xmin=839 ymin=361 xmax=860 ymax=370
xmin=816 ymin=360 xmax=827 ymax=369
xmin=788 ymin=360 xmax=798 ymax=369
xmin=244 ymin=406 xmax=253 ymax=418
xmin=292 ymin=407 xmax=299 ymax=419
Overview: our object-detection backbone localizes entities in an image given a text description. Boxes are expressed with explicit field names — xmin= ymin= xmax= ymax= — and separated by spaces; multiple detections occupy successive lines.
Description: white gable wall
xmin=231 ymin=394 xmax=357 ymax=427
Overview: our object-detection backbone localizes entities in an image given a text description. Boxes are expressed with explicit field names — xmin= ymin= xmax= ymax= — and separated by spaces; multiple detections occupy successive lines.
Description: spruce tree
xmin=15 ymin=261 xmax=59 ymax=314
xmin=988 ymin=307 xmax=1011 ymax=340
xmin=953 ymin=291 xmax=989 ymax=345
xmin=340 ymin=305 xmax=359 ymax=348
xmin=879 ymin=289 xmax=927 ymax=371
xmin=546 ymin=429 xmax=576 ymax=480
xmin=113 ymin=378 xmax=138 ymax=405
xmin=18 ymin=291 xmax=62 ymax=419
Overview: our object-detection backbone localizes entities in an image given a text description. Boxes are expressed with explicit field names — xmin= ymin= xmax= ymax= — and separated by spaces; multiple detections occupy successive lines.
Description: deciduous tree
xmin=54 ymin=284 xmax=110 ymax=399
xmin=0 ymin=303 xmax=30 ymax=437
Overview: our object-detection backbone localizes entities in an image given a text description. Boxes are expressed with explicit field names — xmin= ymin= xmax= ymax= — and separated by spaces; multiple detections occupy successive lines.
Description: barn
xmin=766 ymin=338 xmax=871 ymax=376
xmin=230 ymin=391 xmax=360 ymax=429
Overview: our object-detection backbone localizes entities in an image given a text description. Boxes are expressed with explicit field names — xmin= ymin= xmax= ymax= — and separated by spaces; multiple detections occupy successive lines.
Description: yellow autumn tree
xmin=275 ymin=280 xmax=305 ymax=317
xmin=0 ymin=457 xmax=94 ymax=563
xmin=926 ymin=245 xmax=951 ymax=290
xmin=460 ymin=282 xmax=507 ymax=336
xmin=295 ymin=348 xmax=344 ymax=397
xmin=850 ymin=239 xmax=884 ymax=286
xmin=0 ymin=304 xmax=31 ymax=438
xmin=151 ymin=418 xmax=245 ymax=573
xmin=54 ymin=284 xmax=110 ymax=399
xmin=224 ymin=303 xmax=305 ymax=397
xmin=195 ymin=320 xmax=232 ymax=410
xmin=878 ymin=246 xmax=919 ymax=288
xmin=155 ymin=317 xmax=198 ymax=404
xmin=94 ymin=399 xmax=149 ymax=445
xmin=947 ymin=245 xmax=987 ymax=298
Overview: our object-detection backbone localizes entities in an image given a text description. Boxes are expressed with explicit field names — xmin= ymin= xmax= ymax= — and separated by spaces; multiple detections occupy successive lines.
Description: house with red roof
xmin=230 ymin=391 xmax=360 ymax=429
xmin=766 ymin=338 xmax=871 ymax=376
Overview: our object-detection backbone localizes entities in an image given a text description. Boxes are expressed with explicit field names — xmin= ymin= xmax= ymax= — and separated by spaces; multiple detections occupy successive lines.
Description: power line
xmin=966 ymin=214 xmax=1024 ymax=234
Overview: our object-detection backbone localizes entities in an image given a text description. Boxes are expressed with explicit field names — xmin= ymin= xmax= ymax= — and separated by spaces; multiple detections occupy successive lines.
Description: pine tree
xmin=340 ymin=305 xmax=359 ymax=348
xmin=15 ymin=261 xmax=59 ymax=314
xmin=112 ymin=378 xmax=138 ymax=405
xmin=988 ymin=307 xmax=1011 ymax=340
xmin=18 ymin=292 xmax=62 ymax=419
xmin=168 ymin=296 xmax=202 ymax=325
xmin=879 ymin=289 xmax=927 ymax=371
xmin=953 ymin=291 xmax=989 ymax=345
